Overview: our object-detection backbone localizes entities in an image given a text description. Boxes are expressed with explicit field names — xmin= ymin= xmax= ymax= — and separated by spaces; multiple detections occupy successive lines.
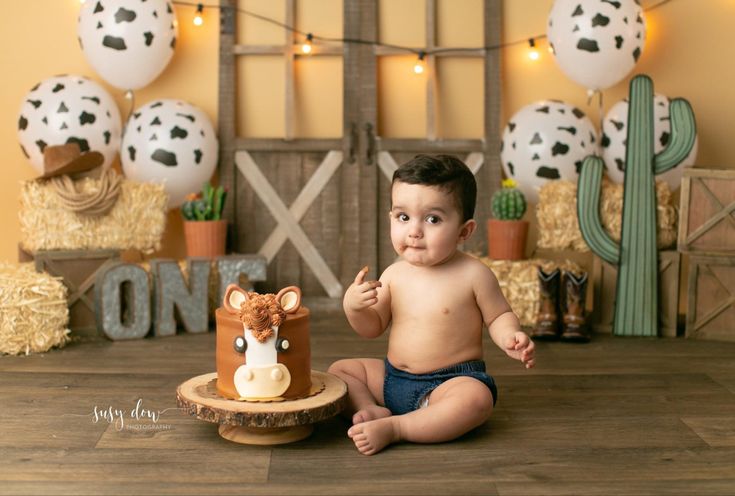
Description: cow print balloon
xmin=547 ymin=0 xmax=646 ymax=90
xmin=121 ymin=99 xmax=218 ymax=209
xmin=17 ymin=74 xmax=122 ymax=174
xmin=601 ymin=94 xmax=698 ymax=191
xmin=78 ymin=0 xmax=177 ymax=91
xmin=500 ymin=100 xmax=598 ymax=204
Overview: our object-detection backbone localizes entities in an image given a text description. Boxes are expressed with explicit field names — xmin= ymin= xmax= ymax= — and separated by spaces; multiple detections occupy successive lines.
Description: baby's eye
xmin=426 ymin=215 xmax=441 ymax=224
xmin=397 ymin=213 xmax=409 ymax=222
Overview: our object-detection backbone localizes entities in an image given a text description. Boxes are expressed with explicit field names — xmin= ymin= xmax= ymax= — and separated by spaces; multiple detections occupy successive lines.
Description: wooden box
xmin=31 ymin=249 xmax=121 ymax=338
xmin=686 ymin=255 xmax=735 ymax=341
xmin=678 ymin=168 xmax=735 ymax=256
xmin=591 ymin=250 xmax=680 ymax=337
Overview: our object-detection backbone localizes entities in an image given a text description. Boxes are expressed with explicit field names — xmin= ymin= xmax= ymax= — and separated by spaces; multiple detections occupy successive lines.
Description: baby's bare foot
xmin=347 ymin=417 xmax=400 ymax=456
xmin=352 ymin=405 xmax=392 ymax=425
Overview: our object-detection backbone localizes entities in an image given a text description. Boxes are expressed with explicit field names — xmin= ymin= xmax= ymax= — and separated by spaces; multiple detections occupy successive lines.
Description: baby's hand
xmin=504 ymin=331 xmax=535 ymax=369
xmin=343 ymin=266 xmax=382 ymax=312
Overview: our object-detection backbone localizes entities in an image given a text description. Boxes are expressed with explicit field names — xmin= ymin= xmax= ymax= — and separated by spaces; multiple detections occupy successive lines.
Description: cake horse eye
xmin=275 ymin=338 xmax=290 ymax=352
xmin=233 ymin=336 xmax=247 ymax=353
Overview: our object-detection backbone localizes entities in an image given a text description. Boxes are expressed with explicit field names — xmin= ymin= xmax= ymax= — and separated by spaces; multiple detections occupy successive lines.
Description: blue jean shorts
xmin=383 ymin=359 xmax=498 ymax=415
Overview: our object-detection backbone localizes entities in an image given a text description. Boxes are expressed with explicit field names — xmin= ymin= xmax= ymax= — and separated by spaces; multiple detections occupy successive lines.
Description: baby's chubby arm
xmin=343 ymin=265 xmax=392 ymax=339
xmin=474 ymin=262 xmax=535 ymax=369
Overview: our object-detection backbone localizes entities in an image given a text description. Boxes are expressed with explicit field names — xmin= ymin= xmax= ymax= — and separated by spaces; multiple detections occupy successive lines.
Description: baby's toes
xmin=354 ymin=437 xmax=370 ymax=449
xmin=347 ymin=424 xmax=363 ymax=438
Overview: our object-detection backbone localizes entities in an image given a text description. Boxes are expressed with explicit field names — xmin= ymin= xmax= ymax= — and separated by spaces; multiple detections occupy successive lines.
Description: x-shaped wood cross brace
xmin=377 ymin=151 xmax=485 ymax=180
xmin=235 ymin=150 xmax=344 ymax=298
xmin=685 ymin=177 xmax=735 ymax=245
xmin=692 ymin=263 xmax=735 ymax=334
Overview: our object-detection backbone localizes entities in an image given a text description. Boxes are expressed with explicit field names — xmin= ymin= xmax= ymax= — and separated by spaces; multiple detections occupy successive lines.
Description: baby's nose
xmin=408 ymin=228 xmax=423 ymax=239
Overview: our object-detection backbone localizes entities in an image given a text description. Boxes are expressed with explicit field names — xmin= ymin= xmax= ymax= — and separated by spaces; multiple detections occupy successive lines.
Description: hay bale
xmin=479 ymin=257 xmax=583 ymax=327
xmin=537 ymin=179 xmax=678 ymax=251
xmin=0 ymin=262 xmax=70 ymax=355
xmin=19 ymin=177 xmax=167 ymax=254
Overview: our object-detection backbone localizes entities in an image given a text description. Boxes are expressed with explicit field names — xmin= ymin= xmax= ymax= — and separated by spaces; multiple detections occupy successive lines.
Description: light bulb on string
xmin=302 ymin=33 xmax=313 ymax=54
xmin=527 ymin=38 xmax=539 ymax=61
xmin=193 ymin=3 xmax=204 ymax=26
xmin=414 ymin=51 xmax=426 ymax=74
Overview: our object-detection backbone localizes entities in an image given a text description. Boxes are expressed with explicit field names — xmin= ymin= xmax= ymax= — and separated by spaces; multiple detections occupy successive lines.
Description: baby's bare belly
xmin=386 ymin=323 xmax=484 ymax=374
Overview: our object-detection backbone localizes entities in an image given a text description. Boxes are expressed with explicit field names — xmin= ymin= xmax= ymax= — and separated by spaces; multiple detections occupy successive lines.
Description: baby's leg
xmin=327 ymin=358 xmax=391 ymax=424
xmin=348 ymin=376 xmax=493 ymax=455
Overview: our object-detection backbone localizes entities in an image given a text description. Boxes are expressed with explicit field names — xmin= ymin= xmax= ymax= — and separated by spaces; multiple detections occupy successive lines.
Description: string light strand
xmin=170 ymin=0 xmax=674 ymax=57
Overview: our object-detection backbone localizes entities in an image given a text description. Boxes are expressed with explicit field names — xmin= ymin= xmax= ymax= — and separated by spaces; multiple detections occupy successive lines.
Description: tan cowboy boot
xmin=560 ymin=271 xmax=590 ymax=343
xmin=532 ymin=268 xmax=561 ymax=340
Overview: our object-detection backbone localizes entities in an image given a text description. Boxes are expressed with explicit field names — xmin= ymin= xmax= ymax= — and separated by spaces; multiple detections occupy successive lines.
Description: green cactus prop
xmin=577 ymin=75 xmax=696 ymax=337
xmin=181 ymin=182 xmax=228 ymax=221
xmin=491 ymin=179 xmax=527 ymax=221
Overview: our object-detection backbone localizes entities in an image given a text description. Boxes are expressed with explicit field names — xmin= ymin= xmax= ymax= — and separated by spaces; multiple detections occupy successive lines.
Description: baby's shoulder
xmin=456 ymin=254 xmax=501 ymax=290
xmin=457 ymin=252 xmax=495 ymax=276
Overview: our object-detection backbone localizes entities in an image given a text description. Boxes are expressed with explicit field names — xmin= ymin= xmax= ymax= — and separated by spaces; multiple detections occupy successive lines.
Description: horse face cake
xmin=215 ymin=284 xmax=311 ymax=400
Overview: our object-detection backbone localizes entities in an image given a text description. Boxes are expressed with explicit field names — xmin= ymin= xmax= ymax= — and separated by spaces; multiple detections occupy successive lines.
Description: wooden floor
xmin=2 ymin=308 xmax=735 ymax=496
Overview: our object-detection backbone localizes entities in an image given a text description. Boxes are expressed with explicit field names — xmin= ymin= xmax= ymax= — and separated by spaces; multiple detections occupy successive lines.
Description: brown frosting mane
xmin=239 ymin=292 xmax=286 ymax=343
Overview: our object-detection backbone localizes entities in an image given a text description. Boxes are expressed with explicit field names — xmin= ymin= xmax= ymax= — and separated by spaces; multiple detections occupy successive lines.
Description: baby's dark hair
xmin=392 ymin=154 xmax=476 ymax=221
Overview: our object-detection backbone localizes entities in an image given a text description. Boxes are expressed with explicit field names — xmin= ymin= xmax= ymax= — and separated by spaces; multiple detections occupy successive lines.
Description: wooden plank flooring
xmin=1 ymin=308 xmax=735 ymax=495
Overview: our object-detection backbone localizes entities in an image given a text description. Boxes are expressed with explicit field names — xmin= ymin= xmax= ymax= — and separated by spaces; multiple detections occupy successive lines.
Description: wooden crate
xmin=678 ymin=168 xmax=735 ymax=256
xmin=32 ymin=249 xmax=121 ymax=338
xmin=590 ymin=250 xmax=680 ymax=337
xmin=686 ymin=255 xmax=735 ymax=341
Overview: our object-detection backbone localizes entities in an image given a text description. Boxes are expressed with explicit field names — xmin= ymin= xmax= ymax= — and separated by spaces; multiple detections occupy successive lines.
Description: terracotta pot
xmin=183 ymin=220 xmax=227 ymax=258
xmin=487 ymin=219 xmax=528 ymax=260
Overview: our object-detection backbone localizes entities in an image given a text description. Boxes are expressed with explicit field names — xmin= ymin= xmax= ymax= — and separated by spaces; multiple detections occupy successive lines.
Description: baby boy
xmin=329 ymin=154 xmax=535 ymax=455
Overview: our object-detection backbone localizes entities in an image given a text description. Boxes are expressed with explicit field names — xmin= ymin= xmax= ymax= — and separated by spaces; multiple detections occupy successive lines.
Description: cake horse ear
xmin=276 ymin=286 xmax=301 ymax=314
xmin=223 ymin=284 xmax=248 ymax=314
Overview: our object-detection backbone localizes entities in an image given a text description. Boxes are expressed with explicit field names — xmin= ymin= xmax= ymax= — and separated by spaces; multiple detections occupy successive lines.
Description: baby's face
xmin=389 ymin=182 xmax=473 ymax=267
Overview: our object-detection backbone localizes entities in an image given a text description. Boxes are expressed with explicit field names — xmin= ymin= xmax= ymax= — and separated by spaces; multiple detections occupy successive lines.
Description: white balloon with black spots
xmin=17 ymin=74 xmax=122 ymax=174
xmin=78 ymin=0 xmax=177 ymax=91
xmin=601 ymin=94 xmax=698 ymax=191
xmin=500 ymin=100 xmax=598 ymax=204
xmin=121 ymin=99 xmax=218 ymax=209
xmin=547 ymin=0 xmax=646 ymax=91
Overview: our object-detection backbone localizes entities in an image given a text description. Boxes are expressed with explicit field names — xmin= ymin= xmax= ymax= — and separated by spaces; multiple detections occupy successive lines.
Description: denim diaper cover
xmin=383 ymin=359 xmax=498 ymax=415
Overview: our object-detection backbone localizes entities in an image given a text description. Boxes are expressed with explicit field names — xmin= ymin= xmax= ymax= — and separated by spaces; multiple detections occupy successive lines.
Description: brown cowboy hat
xmin=40 ymin=143 xmax=104 ymax=179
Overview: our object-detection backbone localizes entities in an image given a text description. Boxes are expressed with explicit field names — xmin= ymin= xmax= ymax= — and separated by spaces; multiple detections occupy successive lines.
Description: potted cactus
xmin=181 ymin=182 xmax=228 ymax=258
xmin=487 ymin=179 xmax=528 ymax=260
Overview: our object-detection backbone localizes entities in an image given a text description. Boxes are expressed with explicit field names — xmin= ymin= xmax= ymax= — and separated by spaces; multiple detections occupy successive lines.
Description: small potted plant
xmin=487 ymin=179 xmax=528 ymax=260
xmin=181 ymin=182 xmax=228 ymax=258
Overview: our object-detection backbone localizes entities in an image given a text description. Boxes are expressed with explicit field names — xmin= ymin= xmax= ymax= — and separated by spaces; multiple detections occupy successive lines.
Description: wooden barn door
xmin=349 ymin=0 xmax=502 ymax=274
xmin=218 ymin=0 xmax=501 ymax=296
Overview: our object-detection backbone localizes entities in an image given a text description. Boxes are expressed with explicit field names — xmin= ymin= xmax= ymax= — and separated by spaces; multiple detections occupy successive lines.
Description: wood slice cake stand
xmin=176 ymin=371 xmax=348 ymax=445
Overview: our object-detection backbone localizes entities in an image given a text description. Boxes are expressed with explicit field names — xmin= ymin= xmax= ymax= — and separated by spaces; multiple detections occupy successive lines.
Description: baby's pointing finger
xmin=354 ymin=265 xmax=369 ymax=285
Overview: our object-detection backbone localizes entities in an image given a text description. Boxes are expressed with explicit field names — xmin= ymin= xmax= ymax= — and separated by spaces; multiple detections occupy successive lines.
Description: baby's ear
xmin=459 ymin=219 xmax=477 ymax=241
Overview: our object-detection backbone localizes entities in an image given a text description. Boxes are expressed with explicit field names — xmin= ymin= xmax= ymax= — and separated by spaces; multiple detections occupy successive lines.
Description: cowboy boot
xmin=560 ymin=271 xmax=590 ymax=343
xmin=532 ymin=268 xmax=561 ymax=340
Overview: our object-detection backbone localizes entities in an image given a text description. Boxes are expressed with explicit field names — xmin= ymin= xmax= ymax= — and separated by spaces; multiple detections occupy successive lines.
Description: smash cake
xmin=215 ymin=284 xmax=312 ymax=401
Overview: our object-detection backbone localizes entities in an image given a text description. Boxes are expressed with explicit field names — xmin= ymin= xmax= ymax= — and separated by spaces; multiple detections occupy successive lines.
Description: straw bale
xmin=479 ymin=257 xmax=583 ymax=327
xmin=19 ymin=177 xmax=167 ymax=254
xmin=537 ymin=179 xmax=678 ymax=252
xmin=0 ymin=262 xmax=70 ymax=355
